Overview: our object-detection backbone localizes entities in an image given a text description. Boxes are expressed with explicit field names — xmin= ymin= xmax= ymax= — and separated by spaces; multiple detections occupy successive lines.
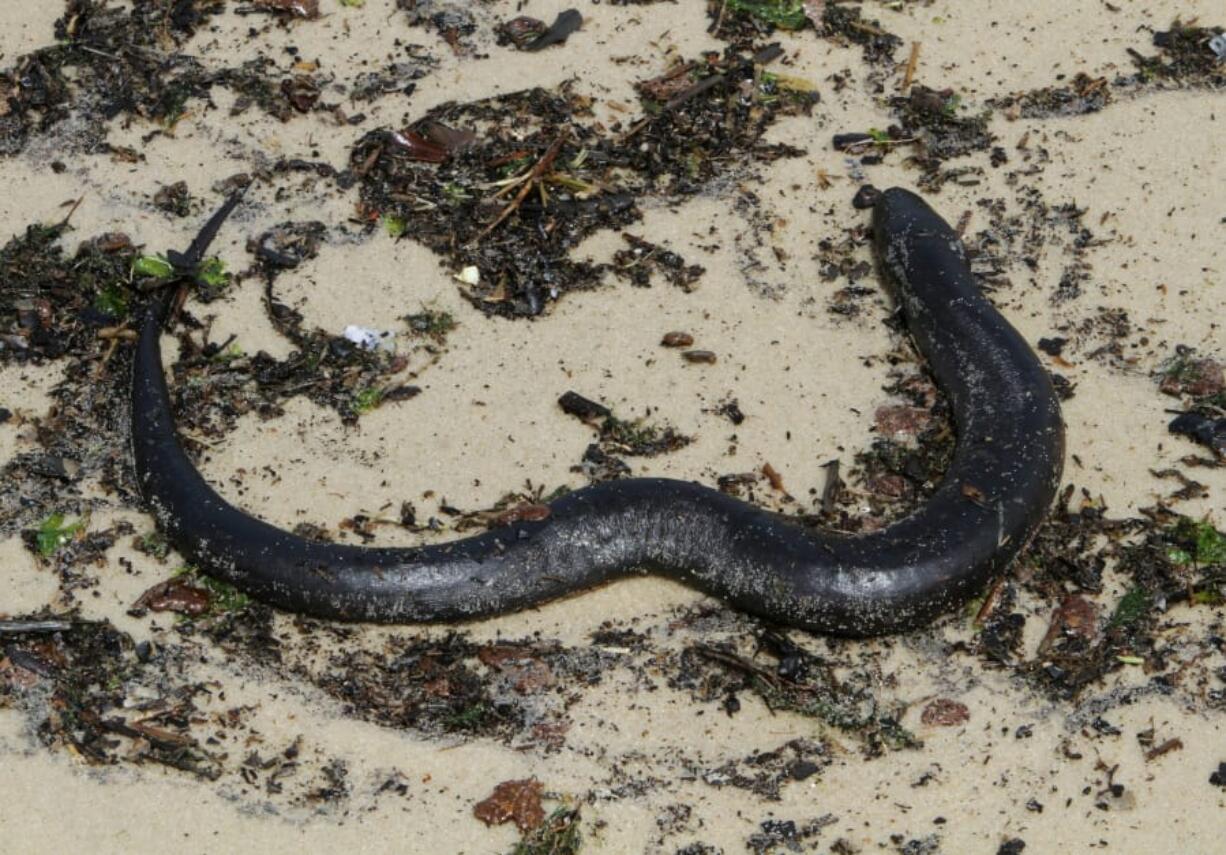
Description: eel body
xmin=130 ymin=187 xmax=1064 ymax=636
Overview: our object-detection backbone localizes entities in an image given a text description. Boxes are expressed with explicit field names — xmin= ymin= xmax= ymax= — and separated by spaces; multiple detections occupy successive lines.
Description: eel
xmin=130 ymin=187 xmax=1064 ymax=636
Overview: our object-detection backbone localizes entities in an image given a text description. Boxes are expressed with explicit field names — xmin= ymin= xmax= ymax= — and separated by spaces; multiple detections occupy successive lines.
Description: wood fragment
xmin=901 ymin=42 xmax=921 ymax=91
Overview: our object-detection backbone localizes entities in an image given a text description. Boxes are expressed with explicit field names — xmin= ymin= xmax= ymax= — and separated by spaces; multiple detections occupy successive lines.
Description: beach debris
xmin=1037 ymin=595 xmax=1098 ymax=656
xmin=661 ymin=331 xmax=695 ymax=348
xmin=1142 ymin=736 xmax=1184 ymax=762
xmin=1038 ymin=337 xmax=1069 ymax=357
xmin=523 ymin=10 xmax=583 ymax=51
xmin=342 ymin=325 xmax=391 ymax=351
xmin=1159 ymin=353 xmax=1224 ymax=398
xmin=134 ymin=577 xmax=213 ymax=617
xmin=715 ymin=398 xmax=745 ymax=425
xmin=682 ymin=349 xmax=717 ymax=365
xmin=724 ymin=0 xmax=809 ymax=30
xmin=1211 ymin=34 xmax=1226 ymax=61
xmin=688 ymin=635 xmax=920 ymax=755
xmin=874 ymin=405 xmax=931 ymax=441
xmin=33 ymin=513 xmax=85 ymax=558
xmin=473 ymin=778 xmax=545 ymax=831
xmin=832 ymin=132 xmax=874 ymax=151
xmin=389 ymin=129 xmax=450 ymax=163
xmin=497 ymin=16 xmax=548 ymax=49
xmin=920 ymin=698 xmax=970 ymax=727
xmin=1211 ymin=763 xmax=1226 ymax=787
xmin=558 ymin=391 xmax=611 ymax=422
xmin=247 ymin=0 xmax=320 ymax=19
xmin=509 ymin=806 xmax=583 ymax=854
xmin=612 ymin=234 xmax=705 ymax=291
xmin=153 ymin=181 xmax=192 ymax=217
xmin=404 ymin=309 xmax=457 ymax=339
xmin=250 ymin=221 xmax=326 ymax=271
xmin=1157 ymin=349 xmax=1226 ymax=456
xmin=351 ymin=44 xmax=808 ymax=318
xmin=890 ymin=85 xmax=993 ymax=189
xmin=0 ymin=618 xmax=76 ymax=635
xmin=558 ymin=391 xmax=690 ymax=457
xmin=453 ymin=265 xmax=480 ymax=286
xmin=477 ymin=645 xmax=554 ymax=694
xmin=1169 ymin=412 xmax=1226 ymax=457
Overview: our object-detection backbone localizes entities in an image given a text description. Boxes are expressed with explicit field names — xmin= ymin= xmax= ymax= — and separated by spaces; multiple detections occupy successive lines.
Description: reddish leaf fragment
xmin=661 ymin=331 xmax=694 ymax=348
xmin=419 ymin=120 xmax=476 ymax=154
xmin=921 ymin=698 xmax=970 ymax=726
xmin=1160 ymin=359 xmax=1224 ymax=398
xmin=134 ymin=578 xmax=212 ymax=616
xmin=473 ymin=778 xmax=545 ymax=832
xmin=389 ymin=129 xmax=449 ymax=163
xmin=1037 ymin=594 xmax=1098 ymax=655
xmin=495 ymin=503 xmax=552 ymax=526
xmin=874 ymin=404 xmax=931 ymax=439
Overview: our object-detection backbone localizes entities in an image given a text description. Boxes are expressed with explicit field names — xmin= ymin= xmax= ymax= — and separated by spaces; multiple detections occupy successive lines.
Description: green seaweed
xmin=725 ymin=0 xmax=808 ymax=30
xmin=509 ymin=806 xmax=583 ymax=855
xmin=36 ymin=513 xmax=85 ymax=557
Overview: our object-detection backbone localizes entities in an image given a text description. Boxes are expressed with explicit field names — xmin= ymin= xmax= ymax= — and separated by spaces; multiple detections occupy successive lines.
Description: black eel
xmin=130 ymin=187 xmax=1064 ymax=636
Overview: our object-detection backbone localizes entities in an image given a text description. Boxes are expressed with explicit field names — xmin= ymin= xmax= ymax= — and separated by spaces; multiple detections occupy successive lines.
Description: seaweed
xmin=350 ymin=45 xmax=813 ymax=318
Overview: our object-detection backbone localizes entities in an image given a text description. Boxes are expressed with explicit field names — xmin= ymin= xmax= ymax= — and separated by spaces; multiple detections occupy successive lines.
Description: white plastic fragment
xmin=453 ymin=265 xmax=480 ymax=285
xmin=343 ymin=325 xmax=389 ymax=351
xmin=1210 ymin=34 xmax=1226 ymax=61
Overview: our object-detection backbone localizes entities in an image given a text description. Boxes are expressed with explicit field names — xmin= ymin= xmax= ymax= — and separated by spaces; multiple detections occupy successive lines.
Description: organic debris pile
xmin=350 ymin=45 xmax=815 ymax=318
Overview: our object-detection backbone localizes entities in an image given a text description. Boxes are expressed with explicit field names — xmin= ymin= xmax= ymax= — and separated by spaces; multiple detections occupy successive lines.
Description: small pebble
xmin=661 ymin=331 xmax=694 ymax=348
xmin=683 ymin=350 xmax=717 ymax=364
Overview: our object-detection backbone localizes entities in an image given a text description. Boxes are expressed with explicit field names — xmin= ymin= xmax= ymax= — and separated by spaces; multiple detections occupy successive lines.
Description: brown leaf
xmin=661 ymin=331 xmax=694 ymax=348
xmin=389 ymin=129 xmax=449 ymax=163
xmin=874 ymin=405 xmax=931 ymax=439
xmin=1037 ymin=594 xmax=1098 ymax=655
xmin=495 ymin=503 xmax=551 ymax=526
xmin=478 ymin=645 xmax=554 ymax=694
xmin=134 ymin=578 xmax=212 ymax=616
xmin=866 ymin=473 xmax=909 ymax=498
xmin=1160 ymin=359 xmax=1224 ymax=398
xmin=921 ymin=698 xmax=970 ymax=727
xmin=473 ymin=778 xmax=545 ymax=832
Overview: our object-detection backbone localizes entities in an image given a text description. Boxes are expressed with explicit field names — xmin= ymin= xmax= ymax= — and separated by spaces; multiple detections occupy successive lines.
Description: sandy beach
xmin=2 ymin=1 xmax=1224 ymax=852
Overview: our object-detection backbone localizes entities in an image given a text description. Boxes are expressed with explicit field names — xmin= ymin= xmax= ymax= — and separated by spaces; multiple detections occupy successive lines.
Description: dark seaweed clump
xmin=0 ymin=223 xmax=137 ymax=364
xmin=889 ymin=85 xmax=994 ymax=191
xmin=309 ymin=631 xmax=616 ymax=746
xmin=709 ymin=0 xmax=902 ymax=66
xmin=350 ymin=46 xmax=815 ymax=318
xmin=0 ymin=0 xmax=226 ymax=156
xmin=0 ymin=0 xmax=378 ymax=158
xmin=0 ymin=618 xmax=223 ymax=778
xmin=990 ymin=19 xmax=1225 ymax=119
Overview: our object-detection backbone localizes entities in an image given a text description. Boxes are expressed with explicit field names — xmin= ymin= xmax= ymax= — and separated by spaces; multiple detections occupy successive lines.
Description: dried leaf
xmin=921 ymin=698 xmax=970 ymax=726
xmin=473 ymin=778 xmax=545 ymax=832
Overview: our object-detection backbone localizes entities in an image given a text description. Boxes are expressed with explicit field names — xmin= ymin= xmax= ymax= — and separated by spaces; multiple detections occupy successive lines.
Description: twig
xmin=0 ymin=619 xmax=76 ymax=635
xmin=59 ymin=195 xmax=85 ymax=227
xmin=470 ymin=130 xmax=570 ymax=244
xmin=901 ymin=41 xmax=921 ymax=91
xmin=621 ymin=44 xmax=785 ymax=141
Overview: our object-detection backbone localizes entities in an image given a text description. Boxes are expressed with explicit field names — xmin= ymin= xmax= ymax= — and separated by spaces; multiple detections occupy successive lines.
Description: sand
xmin=1 ymin=1 xmax=1224 ymax=853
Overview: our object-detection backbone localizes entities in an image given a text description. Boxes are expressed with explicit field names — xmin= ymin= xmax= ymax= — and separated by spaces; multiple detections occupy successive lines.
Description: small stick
xmin=0 ymin=619 xmax=76 ymax=635
xmin=901 ymin=41 xmax=921 ymax=91
xmin=471 ymin=131 xmax=569 ymax=244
